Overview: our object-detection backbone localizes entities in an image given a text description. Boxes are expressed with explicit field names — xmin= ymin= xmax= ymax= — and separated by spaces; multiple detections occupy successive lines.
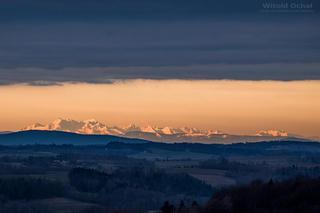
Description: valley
xmin=0 ymin=133 xmax=320 ymax=212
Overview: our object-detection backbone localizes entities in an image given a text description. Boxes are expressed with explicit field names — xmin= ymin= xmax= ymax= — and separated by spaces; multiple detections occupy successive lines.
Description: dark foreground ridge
xmin=159 ymin=177 xmax=320 ymax=213
xmin=0 ymin=134 xmax=320 ymax=212
xmin=0 ymin=130 xmax=148 ymax=145
xmin=203 ymin=177 xmax=320 ymax=213
xmin=0 ymin=130 xmax=318 ymax=147
xmin=0 ymin=142 xmax=319 ymax=212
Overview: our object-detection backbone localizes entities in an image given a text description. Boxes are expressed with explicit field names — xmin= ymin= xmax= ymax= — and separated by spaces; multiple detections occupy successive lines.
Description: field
xmin=0 ymin=141 xmax=320 ymax=212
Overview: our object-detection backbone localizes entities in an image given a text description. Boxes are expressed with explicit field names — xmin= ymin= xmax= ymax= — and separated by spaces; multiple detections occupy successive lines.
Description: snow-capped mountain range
xmin=22 ymin=118 xmax=302 ymax=144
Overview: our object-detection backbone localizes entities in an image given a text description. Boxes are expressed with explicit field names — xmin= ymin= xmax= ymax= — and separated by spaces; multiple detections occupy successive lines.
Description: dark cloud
xmin=1 ymin=63 xmax=319 ymax=85
xmin=1 ymin=0 xmax=318 ymax=22
xmin=26 ymin=81 xmax=63 ymax=87
xmin=0 ymin=1 xmax=319 ymax=84
xmin=0 ymin=0 xmax=267 ymax=21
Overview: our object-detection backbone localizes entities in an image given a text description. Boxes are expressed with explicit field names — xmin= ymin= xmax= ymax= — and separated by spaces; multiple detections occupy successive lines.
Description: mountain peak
xmin=22 ymin=119 xmax=300 ymax=144
xmin=161 ymin=126 xmax=176 ymax=135
xmin=141 ymin=125 xmax=158 ymax=133
xmin=256 ymin=130 xmax=289 ymax=137
xmin=23 ymin=122 xmax=45 ymax=131
xmin=84 ymin=119 xmax=99 ymax=123
xmin=124 ymin=123 xmax=141 ymax=132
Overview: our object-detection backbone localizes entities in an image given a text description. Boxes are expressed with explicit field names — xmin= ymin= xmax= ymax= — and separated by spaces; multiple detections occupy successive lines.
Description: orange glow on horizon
xmin=0 ymin=80 xmax=319 ymax=137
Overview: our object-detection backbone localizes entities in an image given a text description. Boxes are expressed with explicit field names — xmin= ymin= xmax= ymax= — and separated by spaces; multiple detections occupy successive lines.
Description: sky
xmin=0 ymin=0 xmax=319 ymax=136
xmin=1 ymin=80 xmax=320 ymax=137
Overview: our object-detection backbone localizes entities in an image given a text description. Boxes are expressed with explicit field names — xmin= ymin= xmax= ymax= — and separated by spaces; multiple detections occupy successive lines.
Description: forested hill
xmin=0 ymin=130 xmax=319 ymax=154
xmin=204 ymin=177 xmax=320 ymax=213
xmin=0 ymin=130 xmax=148 ymax=145
xmin=106 ymin=140 xmax=320 ymax=155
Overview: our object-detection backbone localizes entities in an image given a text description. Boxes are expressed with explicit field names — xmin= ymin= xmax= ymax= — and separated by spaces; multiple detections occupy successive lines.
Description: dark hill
xmin=204 ymin=177 xmax=320 ymax=213
xmin=106 ymin=140 xmax=320 ymax=155
xmin=0 ymin=130 xmax=148 ymax=145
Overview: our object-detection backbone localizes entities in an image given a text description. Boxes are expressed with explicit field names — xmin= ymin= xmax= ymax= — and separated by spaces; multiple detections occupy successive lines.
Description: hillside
xmin=0 ymin=130 xmax=148 ymax=145
xmin=204 ymin=177 xmax=320 ymax=213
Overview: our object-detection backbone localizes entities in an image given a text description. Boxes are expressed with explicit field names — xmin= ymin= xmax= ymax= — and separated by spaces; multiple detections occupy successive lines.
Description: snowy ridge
xmin=22 ymin=118 xmax=296 ymax=144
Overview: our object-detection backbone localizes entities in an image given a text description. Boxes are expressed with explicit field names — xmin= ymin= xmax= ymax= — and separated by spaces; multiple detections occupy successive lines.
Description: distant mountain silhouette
xmin=0 ymin=130 xmax=149 ymax=145
xmin=22 ymin=118 xmax=310 ymax=144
